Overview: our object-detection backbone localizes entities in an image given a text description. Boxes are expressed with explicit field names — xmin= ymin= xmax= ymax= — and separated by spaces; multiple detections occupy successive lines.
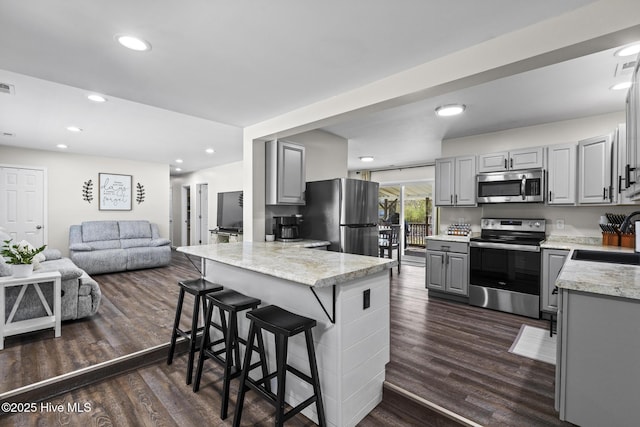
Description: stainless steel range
xmin=469 ymin=218 xmax=546 ymax=318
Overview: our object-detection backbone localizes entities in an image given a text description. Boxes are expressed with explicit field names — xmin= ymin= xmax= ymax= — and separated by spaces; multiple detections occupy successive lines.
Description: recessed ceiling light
xmin=615 ymin=43 xmax=640 ymax=57
xmin=175 ymin=167 xmax=182 ymax=172
xmin=205 ymin=148 xmax=215 ymax=154
xmin=66 ymin=126 xmax=82 ymax=132
xmin=115 ymin=34 xmax=151 ymax=52
xmin=359 ymin=156 xmax=374 ymax=162
xmin=56 ymin=144 xmax=67 ymax=149
xmin=611 ymin=81 xmax=633 ymax=91
xmin=87 ymin=94 xmax=107 ymax=103
xmin=435 ymin=104 xmax=466 ymax=117
xmin=175 ymin=159 xmax=183 ymax=163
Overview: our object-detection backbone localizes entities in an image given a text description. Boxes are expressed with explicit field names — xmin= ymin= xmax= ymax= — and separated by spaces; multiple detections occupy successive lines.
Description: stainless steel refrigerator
xmin=301 ymin=178 xmax=379 ymax=256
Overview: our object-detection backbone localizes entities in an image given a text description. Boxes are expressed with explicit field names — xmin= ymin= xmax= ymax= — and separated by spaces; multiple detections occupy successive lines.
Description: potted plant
xmin=1 ymin=239 xmax=47 ymax=277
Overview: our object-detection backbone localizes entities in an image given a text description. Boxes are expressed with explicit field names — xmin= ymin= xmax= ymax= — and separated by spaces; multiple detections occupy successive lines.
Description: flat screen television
xmin=217 ymin=191 xmax=243 ymax=232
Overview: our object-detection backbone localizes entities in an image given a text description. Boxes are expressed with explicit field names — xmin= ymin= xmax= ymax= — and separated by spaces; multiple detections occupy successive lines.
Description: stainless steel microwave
xmin=476 ymin=168 xmax=545 ymax=203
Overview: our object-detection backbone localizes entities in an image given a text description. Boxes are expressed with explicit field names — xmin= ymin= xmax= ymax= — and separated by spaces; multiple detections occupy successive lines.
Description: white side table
xmin=0 ymin=271 xmax=62 ymax=350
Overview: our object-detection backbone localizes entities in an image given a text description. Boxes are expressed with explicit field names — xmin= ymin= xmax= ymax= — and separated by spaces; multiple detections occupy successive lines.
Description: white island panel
xmin=178 ymin=242 xmax=393 ymax=427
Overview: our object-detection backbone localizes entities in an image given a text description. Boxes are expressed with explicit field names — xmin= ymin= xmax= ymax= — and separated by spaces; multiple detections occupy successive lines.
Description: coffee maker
xmin=273 ymin=215 xmax=302 ymax=242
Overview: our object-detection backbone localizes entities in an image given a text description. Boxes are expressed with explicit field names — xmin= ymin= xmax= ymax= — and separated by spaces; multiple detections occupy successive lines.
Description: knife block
xmin=620 ymin=233 xmax=635 ymax=248
xmin=602 ymin=232 xmax=620 ymax=246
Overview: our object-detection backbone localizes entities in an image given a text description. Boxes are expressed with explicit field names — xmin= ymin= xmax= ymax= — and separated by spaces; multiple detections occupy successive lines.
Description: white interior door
xmin=0 ymin=167 xmax=45 ymax=246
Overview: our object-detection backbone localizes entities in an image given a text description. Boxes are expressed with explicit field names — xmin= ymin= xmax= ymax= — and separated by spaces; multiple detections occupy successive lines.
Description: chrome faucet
xmin=619 ymin=211 xmax=640 ymax=234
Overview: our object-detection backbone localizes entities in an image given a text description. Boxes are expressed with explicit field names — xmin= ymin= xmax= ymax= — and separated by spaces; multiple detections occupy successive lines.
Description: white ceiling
xmin=0 ymin=0 xmax=624 ymax=175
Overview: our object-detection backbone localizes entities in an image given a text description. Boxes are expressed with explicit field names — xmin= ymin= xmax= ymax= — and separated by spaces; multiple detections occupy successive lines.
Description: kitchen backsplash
xmin=439 ymin=205 xmax=635 ymax=237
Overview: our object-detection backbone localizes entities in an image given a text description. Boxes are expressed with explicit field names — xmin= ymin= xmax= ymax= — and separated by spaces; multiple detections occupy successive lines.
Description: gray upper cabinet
xmin=478 ymin=147 xmax=544 ymax=172
xmin=577 ymin=134 xmax=613 ymax=204
xmin=547 ymin=143 xmax=577 ymax=205
xmin=435 ymin=156 xmax=476 ymax=207
xmin=266 ymin=140 xmax=306 ymax=205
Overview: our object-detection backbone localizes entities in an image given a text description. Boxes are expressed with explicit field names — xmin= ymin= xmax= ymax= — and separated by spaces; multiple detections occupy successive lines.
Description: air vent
xmin=0 ymin=82 xmax=14 ymax=95
xmin=2 ymin=132 xmax=15 ymax=137
xmin=615 ymin=60 xmax=637 ymax=77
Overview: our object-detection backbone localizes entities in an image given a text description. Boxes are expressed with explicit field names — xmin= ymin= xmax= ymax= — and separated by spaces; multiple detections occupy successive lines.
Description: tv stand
xmin=210 ymin=228 xmax=243 ymax=244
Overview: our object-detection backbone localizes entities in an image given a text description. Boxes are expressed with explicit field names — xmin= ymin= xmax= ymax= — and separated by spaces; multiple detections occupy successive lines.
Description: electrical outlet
xmin=363 ymin=289 xmax=370 ymax=309
xmin=556 ymin=219 xmax=565 ymax=230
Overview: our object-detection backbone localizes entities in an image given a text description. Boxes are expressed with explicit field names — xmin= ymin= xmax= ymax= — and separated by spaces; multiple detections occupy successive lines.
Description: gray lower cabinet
xmin=556 ymin=289 xmax=640 ymax=426
xmin=541 ymin=249 xmax=568 ymax=312
xmin=426 ymin=240 xmax=468 ymax=296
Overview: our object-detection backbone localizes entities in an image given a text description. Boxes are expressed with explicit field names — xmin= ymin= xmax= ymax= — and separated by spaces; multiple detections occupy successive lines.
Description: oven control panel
xmin=480 ymin=218 xmax=546 ymax=232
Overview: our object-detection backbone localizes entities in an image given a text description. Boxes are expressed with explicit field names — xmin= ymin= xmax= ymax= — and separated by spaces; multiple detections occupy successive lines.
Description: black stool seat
xmin=233 ymin=305 xmax=326 ymax=427
xmin=193 ymin=289 xmax=268 ymax=420
xmin=167 ymin=277 xmax=223 ymax=386
xmin=247 ymin=305 xmax=316 ymax=337
xmin=207 ymin=289 xmax=262 ymax=312
xmin=180 ymin=278 xmax=224 ymax=295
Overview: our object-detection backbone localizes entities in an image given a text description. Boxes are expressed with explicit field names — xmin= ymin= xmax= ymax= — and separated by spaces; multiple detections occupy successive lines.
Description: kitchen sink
xmin=571 ymin=249 xmax=640 ymax=265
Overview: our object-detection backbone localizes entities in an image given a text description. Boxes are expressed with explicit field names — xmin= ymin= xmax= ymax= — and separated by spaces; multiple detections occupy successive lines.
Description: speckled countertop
xmin=543 ymin=235 xmax=640 ymax=301
xmin=425 ymin=234 xmax=477 ymax=243
xmin=177 ymin=242 xmax=396 ymax=288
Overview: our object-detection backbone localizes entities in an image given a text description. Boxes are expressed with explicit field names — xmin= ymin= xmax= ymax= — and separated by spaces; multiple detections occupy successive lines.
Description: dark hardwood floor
xmin=1 ymin=251 xmax=570 ymax=426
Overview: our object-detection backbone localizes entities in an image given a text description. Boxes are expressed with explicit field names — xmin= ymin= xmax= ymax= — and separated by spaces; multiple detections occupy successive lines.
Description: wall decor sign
xmin=99 ymin=173 xmax=132 ymax=210
xmin=82 ymin=179 xmax=93 ymax=203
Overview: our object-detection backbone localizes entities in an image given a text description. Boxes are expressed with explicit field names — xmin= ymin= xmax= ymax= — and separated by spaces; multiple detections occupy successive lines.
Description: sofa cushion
xmin=0 ymin=258 xmax=11 ymax=277
xmin=37 ymin=258 xmax=83 ymax=281
xmin=150 ymin=238 xmax=171 ymax=247
xmin=43 ymin=248 xmax=62 ymax=260
xmin=81 ymin=221 xmax=120 ymax=242
xmin=120 ymin=238 xmax=152 ymax=249
xmin=69 ymin=243 xmax=93 ymax=251
xmin=118 ymin=220 xmax=152 ymax=239
xmin=87 ymin=240 xmax=121 ymax=250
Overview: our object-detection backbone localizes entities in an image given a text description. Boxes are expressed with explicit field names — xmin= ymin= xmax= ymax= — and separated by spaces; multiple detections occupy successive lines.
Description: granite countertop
xmin=544 ymin=235 xmax=640 ymax=301
xmin=425 ymin=234 xmax=476 ymax=243
xmin=177 ymin=242 xmax=396 ymax=288
xmin=265 ymin=239 xmax=330 ymax=248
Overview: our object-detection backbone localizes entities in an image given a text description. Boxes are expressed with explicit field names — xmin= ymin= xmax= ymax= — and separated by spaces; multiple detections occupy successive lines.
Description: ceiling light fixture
xmin=66 ymin=126 xmax=82 ymax=132
xmin=615 ymin=43 xmax=640 ymax=57
xmin=206 ymin=148 xmax=215 ymax=154
xmin=175 ymin=167 xmax=182 ymax=172
xmin=175 ymin=159 xmax=183 ymax=163
xmin=115 ymin=34 xmax=151 ymax=52
xmin=56 ymin=144 xmax=67 ymax=149
xmin=435 ymin=104 xmax=466 ymax=117
xmin=359 ymin=156 xmax=374 ymax=162
xmin=611 ymin=81 xmax=633 ymax=91
xmin=87 ymin=94 xmax=107 ymax=103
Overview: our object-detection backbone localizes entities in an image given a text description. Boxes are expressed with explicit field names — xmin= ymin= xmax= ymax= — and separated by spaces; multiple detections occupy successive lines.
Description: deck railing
xmin=406 ymin=222 xmax=431 ymax=247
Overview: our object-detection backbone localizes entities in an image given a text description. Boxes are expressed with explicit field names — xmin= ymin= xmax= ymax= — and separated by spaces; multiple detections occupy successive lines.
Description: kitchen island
xmin=177 ymin=241 xmax=396 ymax=427
xmin=553 ymin=245 xmax=640 ymax=427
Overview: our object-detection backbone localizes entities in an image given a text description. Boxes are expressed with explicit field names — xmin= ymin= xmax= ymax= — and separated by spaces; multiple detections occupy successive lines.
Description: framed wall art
xmin=99 ymin=173 xmax=132 ymax=210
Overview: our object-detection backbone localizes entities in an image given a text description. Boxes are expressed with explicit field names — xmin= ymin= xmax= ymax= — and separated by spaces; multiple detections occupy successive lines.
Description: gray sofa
xmin=69 ymin=220 xmax=171 ymax=275
xmin=0 ymin=248 xmax=102 ymax=322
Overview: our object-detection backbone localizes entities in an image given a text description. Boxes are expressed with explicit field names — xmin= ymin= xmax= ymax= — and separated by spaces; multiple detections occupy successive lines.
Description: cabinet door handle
xmin=619 ymin=175 xmax=623 ymax=194
xmin=510 ymin=158 xmax=513 ymax=169
xmin=454 ymin=194 xmax=458 ymax=204
xmin=549 ymin=190 xmax=552 ymax=202
xmin=603 ymin=187 xmax=607 ymax=200
xmin=504 ymin=159 xmax=507 ymax=169
xmin=444 ymin=253 xmax=449 ymax=266
xmin=450 ymin=194 xmax=453 ymax=204
xmin=626 ymin=164 xmax=636 ymax=187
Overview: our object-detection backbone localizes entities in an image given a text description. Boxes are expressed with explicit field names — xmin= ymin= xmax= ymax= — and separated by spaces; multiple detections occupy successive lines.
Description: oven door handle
xmin=470 ymin=241 xmax=540 ymax=252
xmin=521 ymin=175 xmax=527 ymax=200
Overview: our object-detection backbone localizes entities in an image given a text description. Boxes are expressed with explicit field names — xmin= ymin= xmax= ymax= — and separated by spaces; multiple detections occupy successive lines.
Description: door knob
xmin=36 ymin=225 xmax=42 ymax=230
